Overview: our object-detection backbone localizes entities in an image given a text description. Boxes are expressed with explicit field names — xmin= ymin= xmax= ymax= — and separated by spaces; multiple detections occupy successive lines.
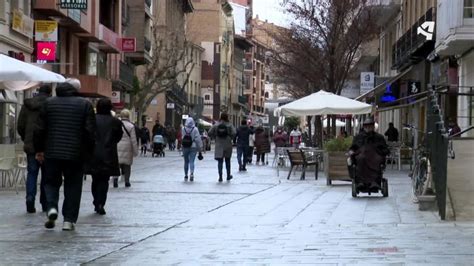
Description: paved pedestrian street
xmin=1 ymin=150 xmax=473 ymax=265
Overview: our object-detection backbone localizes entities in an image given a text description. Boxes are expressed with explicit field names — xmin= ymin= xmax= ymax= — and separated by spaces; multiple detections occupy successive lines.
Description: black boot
xmin=26 ymin=201 xmax=36 ymax=213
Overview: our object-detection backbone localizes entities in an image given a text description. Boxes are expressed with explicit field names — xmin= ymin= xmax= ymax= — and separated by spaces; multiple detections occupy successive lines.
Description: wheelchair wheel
xmin=352 ymin=179 xmax=358 ymax=198
xmin=382 ymin=178 xmax=389 ymax=197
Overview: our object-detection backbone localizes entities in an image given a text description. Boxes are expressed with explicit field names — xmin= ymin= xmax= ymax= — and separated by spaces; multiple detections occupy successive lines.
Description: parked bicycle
xmin=404 ymin=124 xmax=433 ymax=202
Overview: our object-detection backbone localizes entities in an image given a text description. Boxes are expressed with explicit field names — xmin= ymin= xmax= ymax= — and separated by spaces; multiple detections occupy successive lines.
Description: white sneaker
xmin=44 ymin=208 xmax=58 ymax=229
xmin=62 ymin=221 xmax=75 ymax=231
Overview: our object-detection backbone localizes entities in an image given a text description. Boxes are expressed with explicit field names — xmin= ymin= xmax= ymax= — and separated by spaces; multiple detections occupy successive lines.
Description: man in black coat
xmin=86 ymin=98 xmax=122 ymax=215
xmin=350 ymin=118 xmax=389 ymax=189
xmin=17 ymin=85 xmax=51 ymax=213
xmin=384 ymin=122 xmax=399 ymax=142
xmin=34 ymin=79 xmax=96 ymax=231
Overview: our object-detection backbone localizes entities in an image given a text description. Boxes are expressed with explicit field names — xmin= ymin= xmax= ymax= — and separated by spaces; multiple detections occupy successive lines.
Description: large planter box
xmin=324 ymin=151 xmax=351 ymax=185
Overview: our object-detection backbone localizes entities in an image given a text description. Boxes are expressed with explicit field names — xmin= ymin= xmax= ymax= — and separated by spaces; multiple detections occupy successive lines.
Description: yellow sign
xmin=35 ymin=20 xmax=58 ymax=42
xmin=11 ymin=9 xmax=34 ymax=38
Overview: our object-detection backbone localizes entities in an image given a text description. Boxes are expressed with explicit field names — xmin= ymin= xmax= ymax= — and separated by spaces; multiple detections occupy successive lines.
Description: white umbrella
xmin=275 ymin=90 xmax=372 ymax=117
xmin=198 ymin=119 xmax=212 ymax=127
xmin=0 ymin=54 xmax=65 ymax=91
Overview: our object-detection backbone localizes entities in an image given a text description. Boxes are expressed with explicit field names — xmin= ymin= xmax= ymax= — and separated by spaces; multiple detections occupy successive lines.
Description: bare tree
xmin=265 ymin=0 xmax=377 ymax=142
xmin=132 ymin=24 xmax=195 ymax=121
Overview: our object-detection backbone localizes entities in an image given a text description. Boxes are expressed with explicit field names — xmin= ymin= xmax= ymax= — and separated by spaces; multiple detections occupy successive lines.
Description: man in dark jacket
xmin=17 ymin=85 xmax=51 ymax=213
xmin=235 ymin=119 xmax=252 ymax=171
xmin=34 ymin=79 xmax=96 ymax=231
xmin=350 ymin=118 xmax=389 ymax=189
xmin=384 ymin=122 xmax=399 ymax=142
xmin=86 ymin=98 xmax=122 ymax=215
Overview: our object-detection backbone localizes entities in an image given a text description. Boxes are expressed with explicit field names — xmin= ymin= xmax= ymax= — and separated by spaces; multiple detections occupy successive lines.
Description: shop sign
xmin=111 ymin=91 xmax=121 ymax=103
xmin=12 ymin=9 xmax=34 ymax=39
xmin=120 ymin=38 xmax=136 ymax=52
xmin=167 ymin=103 xmax=175 ymax=109
xmin=182 ymin=114 xmax=189 ymax=119
xmin=35 ymin=20 xmax=58 ymax=42
xmin=360 ymin=72 xmax=375 ymax=95
xmin=60 ymin=0 xmax=87 ymax=10
xmin=36 ymin=42 xmax=56 ymax=61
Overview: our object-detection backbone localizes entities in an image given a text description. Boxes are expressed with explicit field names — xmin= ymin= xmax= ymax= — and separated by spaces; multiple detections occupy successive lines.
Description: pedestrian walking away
xmin=85 ymin=98 xmax=123 ymax=215
xmin=255 ymin=126 xmax=271 ymax=165
xmin=181 ymin=117 xmax=203 ymax=181
xmin=17 ymin=84 xmax=51 ymax=213
xmin=247 ymin=124 xmax=255 ymax=164
xmin=208 ymin=113 xmax=236 ymax=182
xmin=33 ymin=79 xmax=96 ymax=231
xmin=235 ymin=119 xmax=252 ymax=171
xmin=140 ymin=125 xmax=151 ymax=156
xmin=115 ymin=109 xmax=139 ymax=188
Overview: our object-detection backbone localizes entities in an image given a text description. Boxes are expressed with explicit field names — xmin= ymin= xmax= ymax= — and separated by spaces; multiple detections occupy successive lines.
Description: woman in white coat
xmin=115 ymin=109 xmax=138 ymax=187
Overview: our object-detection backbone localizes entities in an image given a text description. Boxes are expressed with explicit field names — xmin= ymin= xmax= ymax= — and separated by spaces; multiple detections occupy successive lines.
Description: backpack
xmin=181 ymin=127 xmax=194 ymax=148
xmin=216 ymin=123 xmax=229 ymax=138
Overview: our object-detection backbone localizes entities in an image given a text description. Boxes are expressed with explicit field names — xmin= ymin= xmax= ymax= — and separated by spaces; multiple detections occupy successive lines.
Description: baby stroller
xmin=348 ymin=146 xmax=388 ymax=197
xmin=152 ymin=135 xmax=166 ymax=157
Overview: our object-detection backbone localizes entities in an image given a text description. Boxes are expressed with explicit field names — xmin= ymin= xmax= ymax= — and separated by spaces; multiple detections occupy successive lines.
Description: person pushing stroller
xmin=152 ymin=134 xmax=166 ymax=157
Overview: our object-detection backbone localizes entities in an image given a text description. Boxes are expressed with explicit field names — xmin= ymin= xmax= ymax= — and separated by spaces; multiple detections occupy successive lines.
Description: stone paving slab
xmin=0 ymin=150 xmax=473 ymax=264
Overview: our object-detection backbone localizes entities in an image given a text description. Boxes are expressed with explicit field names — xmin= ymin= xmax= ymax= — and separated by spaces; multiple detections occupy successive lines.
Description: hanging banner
xmin=37 ymin=42 xmax=57 ymax=61
xmin=60 ymin=0 xmax=88 ymax=10
xmin=120 ymin=38 xmax=136 ymax=52
xmin=35 ymin=20 xmax=58 ymax=42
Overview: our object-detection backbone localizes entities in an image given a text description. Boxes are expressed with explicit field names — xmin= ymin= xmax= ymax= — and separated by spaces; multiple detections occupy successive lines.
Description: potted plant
xmin=323 ymin=137 xmax=353 ymax=185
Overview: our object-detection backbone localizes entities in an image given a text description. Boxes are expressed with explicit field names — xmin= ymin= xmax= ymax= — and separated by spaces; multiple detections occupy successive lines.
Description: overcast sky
xmin=253 ymin=0 xmax=289 ymax=27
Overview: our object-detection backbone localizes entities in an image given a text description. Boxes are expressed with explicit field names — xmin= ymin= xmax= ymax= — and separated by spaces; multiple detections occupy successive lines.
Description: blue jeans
xmin=183 ymin=148 xmax=198 ymax=176
xmin=237 ymin=146 xmax=247 ymax=168
xmin=26 ymin=154 xmax=46 ymax=207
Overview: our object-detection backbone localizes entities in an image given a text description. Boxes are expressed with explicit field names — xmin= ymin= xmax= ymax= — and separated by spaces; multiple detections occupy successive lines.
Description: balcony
xmin=75 ymin=75 xmax=113 ymax=98
xmin=391 ymin=8 xmax=436 ymax=70
xmin=367 ymin=0 xmax=401 ymax=27
xmin=98 ymin=24 xmax=121 ymax=53
xmin=34 ymin=0 xmax=93 ymax=37
xmin=436 ymin=0 xmax=474 ymax=56
xmin=238 ymin=95 xmax=248 ymax=105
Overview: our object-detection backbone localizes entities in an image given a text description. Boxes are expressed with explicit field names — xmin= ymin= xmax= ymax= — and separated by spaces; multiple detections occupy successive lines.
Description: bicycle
xmin=404 ymin=124 xmax=433 ymax=202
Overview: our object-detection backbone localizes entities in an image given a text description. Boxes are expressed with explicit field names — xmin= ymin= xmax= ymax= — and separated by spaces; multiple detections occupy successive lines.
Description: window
xmin=204 ymin=94 xmax=210 ymax=101
xmin=465 ymin=0 xmax=474 ymax=18
xmin=216 ymin=44 xmax=221 ymax=54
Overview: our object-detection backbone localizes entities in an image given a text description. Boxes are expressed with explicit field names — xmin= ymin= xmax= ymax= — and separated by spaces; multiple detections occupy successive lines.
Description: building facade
xmin=188 ymin=0 xmax=235 ymax=122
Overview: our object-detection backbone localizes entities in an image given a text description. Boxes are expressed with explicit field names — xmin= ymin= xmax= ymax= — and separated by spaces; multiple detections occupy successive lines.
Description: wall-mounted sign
xmin=182 ymin=114 xmax=189 ymax=119
xmin=120 ymin=38 xmax=136 ymax=52
xmin=167 ymin=103 xmax=175 ymax=109
xmin=417 ymin=21 xmax=435 ymax=41
xmin=36 ymin=42 xmax=56 ymax=61
xmin=35 ymin=20 xmax=58 ymax=42
xmin=68 ymin=9 xmax=81 ymax=23
xmin=60 ymin=0 xmax=87 ymax=10
xmin=12 ymin=9 xmax=34 ymax=38
xmin=111 ymin=91 xmax=121 ymax=103
xmin=380 ymin=84 xmax=397 ymax=103
xmin=360 ymin=72 xmax=375 ymax=95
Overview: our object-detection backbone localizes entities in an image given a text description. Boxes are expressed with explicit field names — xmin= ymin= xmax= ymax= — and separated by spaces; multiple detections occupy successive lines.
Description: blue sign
xmin=380 ymin=84 xmax=397 ymax=103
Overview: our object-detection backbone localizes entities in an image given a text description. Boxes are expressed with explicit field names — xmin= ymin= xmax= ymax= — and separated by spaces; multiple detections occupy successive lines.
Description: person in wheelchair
xmin=349 ymin=117 xmax=390 ymax=191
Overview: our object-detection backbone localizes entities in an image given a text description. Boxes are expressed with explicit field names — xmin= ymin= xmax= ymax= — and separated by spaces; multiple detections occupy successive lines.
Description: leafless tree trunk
xmin=132 ymin=24 xmax=194 ymax=121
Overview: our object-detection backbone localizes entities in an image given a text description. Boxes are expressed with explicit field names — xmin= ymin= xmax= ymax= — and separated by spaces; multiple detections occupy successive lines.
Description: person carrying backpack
xmin=181 ymin=117 xmax=203 ymax=181
xmin=208 ymin=113 xmax=236 ymax=182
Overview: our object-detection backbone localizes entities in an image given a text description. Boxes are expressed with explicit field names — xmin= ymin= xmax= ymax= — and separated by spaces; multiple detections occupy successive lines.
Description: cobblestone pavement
xmin=0 ymin=150 xmax=473 ymax=265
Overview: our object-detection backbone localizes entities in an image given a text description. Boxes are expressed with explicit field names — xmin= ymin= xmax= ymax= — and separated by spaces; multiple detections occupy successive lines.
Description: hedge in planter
xmin=324 ymin=137 xmax=353 ymax=185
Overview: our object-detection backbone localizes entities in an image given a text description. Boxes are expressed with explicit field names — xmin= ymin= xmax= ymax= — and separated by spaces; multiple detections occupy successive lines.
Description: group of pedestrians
xmin=18 ymin=79 xmax=139 ymax=231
